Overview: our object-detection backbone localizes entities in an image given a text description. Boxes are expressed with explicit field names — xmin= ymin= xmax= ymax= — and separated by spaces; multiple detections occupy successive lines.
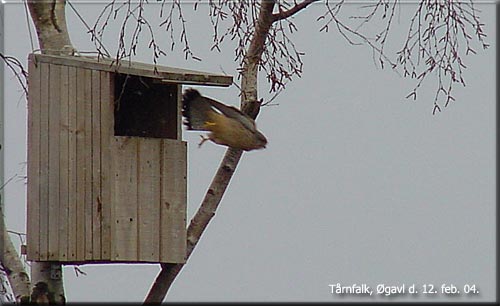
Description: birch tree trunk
xmin=1 ymin=219 xmax=31 ymax=302
xmin=27 ymin=0 xmax=74 ymax=56
xmin=144 ymin=0 xmax=316 ymax=302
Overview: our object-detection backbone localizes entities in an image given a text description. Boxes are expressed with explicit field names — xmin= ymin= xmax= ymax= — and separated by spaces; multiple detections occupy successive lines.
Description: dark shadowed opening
xmin=114 ymin=74 xmax=178 ymax=139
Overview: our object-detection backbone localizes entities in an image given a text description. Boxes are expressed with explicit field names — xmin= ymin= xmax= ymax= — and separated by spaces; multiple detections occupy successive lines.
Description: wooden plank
xmin=100 ymin=72 xmax=112 ymax=260
xmin=91 ymin=70 xmax=102 ymax=260
xmin=176 ymin=85 xmax=182 ymax=140
xmin=26 ymin=55 xmax=41 ymax=261
xmin=38 ymin=63 xmax=50 ymax=261
xmin=160 ymin=140 xmax=187 ymax=263
xmin=67 ymin=66 xmax=78 ymax=261
xmin=137 ymin=139 xmax=161 ymax=262
xmin=32 ymin=53 xmax=233 ymax=86
xmin=58 ymin=65 xmax=70 ymax=261
xmin=75 ymin=67 xmax=87 ymax=261
xmin=111 ymin=137 xmax=138 ymax=261
xmin=84 ymin=69 xmax=93 ymax=260
xmin=48 ymin=64 xmax=61 ymax=261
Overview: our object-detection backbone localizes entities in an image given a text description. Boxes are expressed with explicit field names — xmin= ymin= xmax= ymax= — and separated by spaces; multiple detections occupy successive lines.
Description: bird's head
xmin=254 ymin=130 xmax=268 ymax=149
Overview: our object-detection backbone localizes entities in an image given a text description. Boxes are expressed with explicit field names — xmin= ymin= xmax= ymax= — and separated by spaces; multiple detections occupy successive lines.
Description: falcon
xmin=182 ymin=89 xmax=267 ymax=151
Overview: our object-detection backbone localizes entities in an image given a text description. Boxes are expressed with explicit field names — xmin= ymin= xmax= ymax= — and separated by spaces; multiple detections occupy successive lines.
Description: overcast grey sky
xmin=1 ymin=1 xmax=496 ymax=302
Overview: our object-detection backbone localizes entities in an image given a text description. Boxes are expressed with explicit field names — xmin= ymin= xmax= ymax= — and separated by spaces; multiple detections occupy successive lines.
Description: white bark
xmin=30 ymin=262 xmax=65 ymax=304
xmin=0 ymin=267 xmax=15 ymax=303
xmin=1 ymin=222 xmax=31 ymax=302
xmin=27 ymin=0 xmax=74 ymax=55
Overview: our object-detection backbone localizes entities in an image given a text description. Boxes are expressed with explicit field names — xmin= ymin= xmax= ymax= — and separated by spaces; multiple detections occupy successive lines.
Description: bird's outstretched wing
xmin=182 ymin=88 xmax=256 ymax=132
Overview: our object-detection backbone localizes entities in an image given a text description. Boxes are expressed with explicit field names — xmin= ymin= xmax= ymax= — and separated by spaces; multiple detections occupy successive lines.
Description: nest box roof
xmin=29 ymin=53 xmax=233 ymax=87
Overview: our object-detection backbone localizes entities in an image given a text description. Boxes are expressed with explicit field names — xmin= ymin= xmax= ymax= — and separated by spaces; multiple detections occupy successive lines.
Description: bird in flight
xmin=182 ymin=88 xmax=267 ymax=151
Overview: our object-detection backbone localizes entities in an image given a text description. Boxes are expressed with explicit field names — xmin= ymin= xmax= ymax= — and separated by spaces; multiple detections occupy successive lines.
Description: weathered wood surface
xmin=160 ymin=140 xmax=187 ymax=263
xmin=100 ymin=71 xmax=112 ymax=261
xmin=38 ymin=63 xmax=50 ymax=261
xmin=58 ymin=65 xmax=69 ymax=261
xmin=27 ymin=56 xmax=187 ymax=264
xmin=67 ymin=66 xmax=78 ymax=261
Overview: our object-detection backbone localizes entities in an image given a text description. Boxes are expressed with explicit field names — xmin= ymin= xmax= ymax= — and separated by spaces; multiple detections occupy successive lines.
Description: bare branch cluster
xmin=398 ymin=0 xmax=489 ymax=114
xmin=90 ymin=0 xmax=314 ymax=93
xmin=91 ymin=0 xmax=164 ymax=64
xmin=264 ymin=2 xmax=306 ymax=92
xmin=90 ymin=0 xmax=199 ymax=66
xmin=158 ymin=0 xmax=199 ymax=61
xmin=206 ymin=0 xmax=309 ymax=93
xmin=317 ymin=0 xmax=392 ymax=61
xmin=317 ymin=0 xmax=489 ymax=113
xmin=88 ymin=0 xmax=488 ymax=111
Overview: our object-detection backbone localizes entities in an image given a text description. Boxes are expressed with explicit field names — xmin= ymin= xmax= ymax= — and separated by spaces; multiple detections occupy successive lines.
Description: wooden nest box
xmin=26 ymin=53 xmax=232 ymax=264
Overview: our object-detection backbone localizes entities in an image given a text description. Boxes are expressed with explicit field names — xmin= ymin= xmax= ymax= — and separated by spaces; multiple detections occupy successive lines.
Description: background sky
xmin=1 ymin=0 xmax=496 ymax=302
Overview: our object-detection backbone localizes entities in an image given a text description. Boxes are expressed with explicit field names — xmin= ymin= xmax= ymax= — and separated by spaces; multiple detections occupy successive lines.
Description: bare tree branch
xmin=273 ymin=0 xmax=320 ymax=21
xmin=145 ymin=1 xmax=281 ymax=302
xmin=0 ymin=53 xmax=28 ymax=96
xmin=144 ymin=147 xmax=244 ymax=303
xmin=91 ymin=0 xmax=167 ymax=64
xmin=90 ymin=0 xmax=199 ymax=65
xmin=207 ymin=0 xmax=308 ymax=95
xmin=159 ymin=0 xmax=200 ymax=61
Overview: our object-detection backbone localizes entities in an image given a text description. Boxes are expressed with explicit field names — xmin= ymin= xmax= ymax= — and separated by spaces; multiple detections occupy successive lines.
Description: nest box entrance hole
xmin=114 ymin=74 xmax=178 ymax=139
